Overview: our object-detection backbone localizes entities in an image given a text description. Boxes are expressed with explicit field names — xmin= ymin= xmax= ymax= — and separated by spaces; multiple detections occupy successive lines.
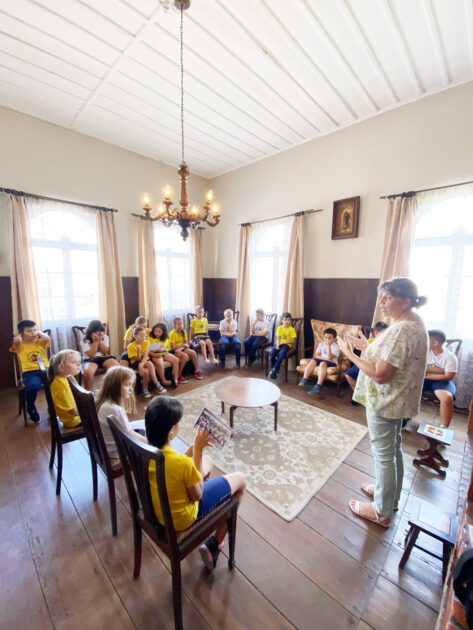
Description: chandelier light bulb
xmin=207 ymin=190 xmax=213 ymax=201
xmin=212 ymin=204 xmax=219 ymax=215
xmin=192 ymin=205 xmax=198 ymax=214
xmin=143 ymin=194 xmax=150 ymax=206
xmin=164 ymin=186 xmax=171 ymax=198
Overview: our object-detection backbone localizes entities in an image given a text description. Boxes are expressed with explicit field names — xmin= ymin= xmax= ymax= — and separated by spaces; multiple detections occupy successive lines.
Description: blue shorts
xmin=120 ymin=351 xmax=129 ymax=362
xmin=423 ymin=379 xmax=456 ymax=397
xmin=196 ymin=476 xmax=232 ymax=520
xmin=82 ymin=356 xmax=115 ymax=369
xmin=346 ymin=365 xmax=359 ymax=379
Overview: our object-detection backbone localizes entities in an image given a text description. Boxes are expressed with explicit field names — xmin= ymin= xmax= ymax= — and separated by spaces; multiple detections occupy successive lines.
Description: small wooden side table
xmin=413 ymin=421 xmax=454 ymax=479
xmin=399 ymin=497 xmax=458 ymax=581
xmin=214 ymin=378 xmax=281 ymax=431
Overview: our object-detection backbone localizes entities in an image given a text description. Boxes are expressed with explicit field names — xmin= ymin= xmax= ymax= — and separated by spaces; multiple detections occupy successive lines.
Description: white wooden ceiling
xmin=1 ymin=0 xmax=472 ymax=178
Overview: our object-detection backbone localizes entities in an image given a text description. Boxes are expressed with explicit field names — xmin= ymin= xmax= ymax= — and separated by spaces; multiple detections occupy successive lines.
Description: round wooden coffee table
xmin=214 ymin=378 xmax=281 ymax=431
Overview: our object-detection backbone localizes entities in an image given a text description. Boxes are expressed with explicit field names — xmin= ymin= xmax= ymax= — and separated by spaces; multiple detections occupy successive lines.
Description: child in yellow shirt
xmin=145 ymin=396 xmax=246 ymax=571
xmin=127 ymin=326 xmax=163 ymax=398
xmin=48 ymin=350 xmax=82 ymax=428
xmin=148 ymin=323 xmax=180 ymax=388
xmin=9 ymin=319 xmax=50 ymax=423
xmin=189 ymin=306 xmax=219 ymax=365
xmin=269 ymin=312 xmax=296 ymax=380
xmin=169 ymin=317 xmax=203 ymax=383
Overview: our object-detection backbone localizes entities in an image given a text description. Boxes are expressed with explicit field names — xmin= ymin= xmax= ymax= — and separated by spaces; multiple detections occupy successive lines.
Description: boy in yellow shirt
xmin=269 ymin=312 xmax=297 ymax=380
xmin=189 ymin=306 xmax=219 ymax=365
xmin=9 ymin=319 xmax=50 ymax=423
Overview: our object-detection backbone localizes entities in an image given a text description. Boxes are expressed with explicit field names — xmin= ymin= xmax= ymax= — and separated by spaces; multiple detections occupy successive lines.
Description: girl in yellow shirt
xmin=169 ymin=317 xmax=203 ymax=383
xmin=127 ymin=327 xmax=162 ymax=398
xmin=48 ymin=350 xmax=82 ymax=428
xmin=148 ymin=323 xmax=180 ymax=388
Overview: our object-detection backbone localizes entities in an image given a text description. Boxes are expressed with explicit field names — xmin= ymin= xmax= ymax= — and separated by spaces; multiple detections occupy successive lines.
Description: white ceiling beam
xmin=336 ymin=0 xmax=399 ymax=103
xmin=69 ymin=3 xmax=164 ymax=126
xmin=464 ymin=0 xmax=473 ymax=72
xmin=301 ymin=0 xmax=380 ymax=112
xmin=420 ymin=0 xmax=450 ymax=85
xmin=379 ymin=0 xmax=424 ymax=95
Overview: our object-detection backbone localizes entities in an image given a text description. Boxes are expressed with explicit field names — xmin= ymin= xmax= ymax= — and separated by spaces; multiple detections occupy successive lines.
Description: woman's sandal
xmin=349 ymin=500 xmax=391 ymax=528
xmin=361 ymin=483 xmax=399 ymax=511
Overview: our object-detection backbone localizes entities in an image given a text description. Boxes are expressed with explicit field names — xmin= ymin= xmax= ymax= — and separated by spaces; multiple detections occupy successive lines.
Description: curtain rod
xmin=239 ymin=208 xmax=323 ymax=227
xmin=0 ymin=187 xmax=118 ymax=213
xmin=380 ymin=178 xmax=473 ymax=199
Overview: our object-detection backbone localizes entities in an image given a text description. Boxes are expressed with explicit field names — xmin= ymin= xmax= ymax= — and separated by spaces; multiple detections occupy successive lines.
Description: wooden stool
xmin=413 ymin=421 xmax=454 ymax=479
xmin=399 ymin=497 xmax=458 ymax=581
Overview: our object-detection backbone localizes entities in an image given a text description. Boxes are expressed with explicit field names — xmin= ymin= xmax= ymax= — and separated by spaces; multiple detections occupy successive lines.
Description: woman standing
xmin=338 ymin=277 xmax=428 ymax=528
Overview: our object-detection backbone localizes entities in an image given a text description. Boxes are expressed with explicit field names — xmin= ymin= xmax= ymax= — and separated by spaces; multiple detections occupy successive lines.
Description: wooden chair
xmin=265 ymin=317 xmax=304 ymax=381
xmin=37 ymin=357 xmax=85 ymax=495
xmin=13 ymin=329 xmax=51 ymax=426
xmin=107 ymin=416 xmax=239 ymax=630
xmin=68 ymin=376 xmax=122 ymax=536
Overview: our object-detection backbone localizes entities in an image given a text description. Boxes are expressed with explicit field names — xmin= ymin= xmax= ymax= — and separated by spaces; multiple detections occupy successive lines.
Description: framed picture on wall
xmin=331 ymin=196 xmax=360 ymax=240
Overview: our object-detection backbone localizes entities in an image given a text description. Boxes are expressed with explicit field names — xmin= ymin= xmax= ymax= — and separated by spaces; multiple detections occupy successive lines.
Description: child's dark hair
xmin=324 ymin=327 xmax=337 ymax=337
xmin=18 ymin=319 xmax=36 ymax=333
xmin=173 ymin=317 xmax=183 ymax=326
xmin=133 ymin=326 xmax=145 ymax=337
xmin=150 ymin=322 xmax=168 ymax=341
xmin=145 ymin=397 xmax=184 ymax=448
xmin=282 ymin=312 xmax=292 ymax=319
xmin=374 ymin=321 xmax=389 ymax=333
xmin=428 ymin=329 xmax=446 ymax=345
xmin=83 ymin=319 xmax=105 ymax=342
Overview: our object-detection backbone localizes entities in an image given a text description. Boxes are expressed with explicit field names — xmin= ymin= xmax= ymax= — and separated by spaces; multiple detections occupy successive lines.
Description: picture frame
xmin=331 ymin=196 xmax=360 ymax=240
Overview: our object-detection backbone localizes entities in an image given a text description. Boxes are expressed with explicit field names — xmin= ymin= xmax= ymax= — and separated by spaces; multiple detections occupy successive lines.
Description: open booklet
xmin=194 ymin=407 xmax=233 ymax=450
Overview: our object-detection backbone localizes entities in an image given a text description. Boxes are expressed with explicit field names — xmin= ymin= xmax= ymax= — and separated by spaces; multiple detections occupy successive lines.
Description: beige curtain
xmin=282 ymin=214 xmax=305 ymax=360
xmin=96 ymin=211 xmax=126 ymax=355
xmin=138 ymin=219 xmax=161 ymax=325
xmin=235 ymin=225 xmax=251 ymax=338
xmin=372 ymin=193 xmax=418 ymax=323
xmin=8 ymin=194 xmax=42 ymax=328
xmin=190 ymin=228 xmax=203 ymax=307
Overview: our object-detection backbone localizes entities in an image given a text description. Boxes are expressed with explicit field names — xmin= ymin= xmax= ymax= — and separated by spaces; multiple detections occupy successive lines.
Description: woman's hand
xmin=348 ymin=331 xmax=369 ymax=352
xmin=338 ymin=335 xmax=354 ymax=358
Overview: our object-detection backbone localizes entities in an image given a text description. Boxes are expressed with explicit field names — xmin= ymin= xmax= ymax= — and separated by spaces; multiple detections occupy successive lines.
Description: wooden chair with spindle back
xmin=37 ymin=356 xmax=85 ymax=495
xmin=107 ymin=415 xmax=239 ymax=630
xmin=68 ymin=376 xmax=123 ymax=536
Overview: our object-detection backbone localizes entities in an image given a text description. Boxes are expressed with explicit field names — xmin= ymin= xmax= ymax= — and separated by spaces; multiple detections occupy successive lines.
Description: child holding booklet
xmin=146 ymin=397 xmax=246 ymax=571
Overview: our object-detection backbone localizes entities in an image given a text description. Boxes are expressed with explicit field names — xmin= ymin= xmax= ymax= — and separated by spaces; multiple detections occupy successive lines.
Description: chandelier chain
xmin=180 ymin=4 xmax=185 ymax=164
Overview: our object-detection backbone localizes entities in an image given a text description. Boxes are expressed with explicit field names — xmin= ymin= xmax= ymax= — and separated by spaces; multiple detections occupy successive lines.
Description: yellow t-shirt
xmin=127 ymin=339 xmax=150 ymax=362
xmin=190 ymin=317 xmax=208 ymax=336
xmin=147 ymin=337 xmax=169 ymax=355
xmin=169 ymin=329 xmax=188 ymax=348
xmin=276 ymin=325 xmax=297 ymax=347
xmin=50 ymin=376 xmax=81 ymax=428
xmin=149 ymin=445 xmax=201 ymax=531
xmin=9 ymin=340 xmax=50 ymax=372
xmin=124 ymin=326 xmax=150 ymax=344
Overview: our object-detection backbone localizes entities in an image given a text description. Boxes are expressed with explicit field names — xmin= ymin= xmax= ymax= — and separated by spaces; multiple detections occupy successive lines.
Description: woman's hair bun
xmin=415 ymin=295 xmax=428 ymax=308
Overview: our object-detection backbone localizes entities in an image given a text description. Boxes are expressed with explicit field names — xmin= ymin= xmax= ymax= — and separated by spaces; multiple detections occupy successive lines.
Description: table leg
xmin=221 ymin=401 xmax=225 ymax=415
xmin=229 ymin=406 xmax=237 ymax=429
xmin=271 ymin=401 xmax=278 ymax=431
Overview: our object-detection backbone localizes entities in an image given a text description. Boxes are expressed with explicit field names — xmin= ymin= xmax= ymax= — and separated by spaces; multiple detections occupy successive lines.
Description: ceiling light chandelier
xmin=140 ymin=0 xmax=220 ymax=241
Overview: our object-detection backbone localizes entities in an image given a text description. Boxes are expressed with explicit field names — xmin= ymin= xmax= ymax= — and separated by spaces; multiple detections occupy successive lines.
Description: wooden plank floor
xmin=1 ymin=362 xmax=469 ymax=630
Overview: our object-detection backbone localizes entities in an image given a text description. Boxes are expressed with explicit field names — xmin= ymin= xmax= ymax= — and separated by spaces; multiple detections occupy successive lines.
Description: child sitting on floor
xmin=269 ymin=313 xmax=296 ymax=380
xmin=298 ymin=327 xmax=340 ymax=394
xmin=145 ymin=396 xmax=246 ymax=571
xmin=96 ymin=366 xmax=148 ymax=463
xmin=189 ymin=306 xmax=219 ymax=365
xmin=148 ymin=323 xmax=180 ymax=388
xmin=127 ymin=326 xmax=164 ymax=398
xmin=9 ymin=319 xmax=51 ymax=423
xmin=169 ymin=317 xmax=203 ymax=383
xmin=48 ymin=349 xmax=82 ymax=428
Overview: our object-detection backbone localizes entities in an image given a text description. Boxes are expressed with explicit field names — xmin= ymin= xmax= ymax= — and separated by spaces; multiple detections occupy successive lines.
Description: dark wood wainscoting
xmin=122 ymin=276 xmax=139 ymax=326
xmin=304 ymin=278 xmax=379 ymax=346
xmin=203 ymin=278 xmax=237 ymax=320
xmin=0 ymin=276 xmax=14 ymax=388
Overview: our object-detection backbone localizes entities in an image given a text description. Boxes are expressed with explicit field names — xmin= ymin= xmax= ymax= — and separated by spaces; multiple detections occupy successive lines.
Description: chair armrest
xmin=304 ymin=346 xmax=314 ymax=357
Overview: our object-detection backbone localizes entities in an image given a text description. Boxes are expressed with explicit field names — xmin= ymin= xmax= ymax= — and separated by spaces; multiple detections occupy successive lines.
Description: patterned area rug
xmin=175 ymin=376 xmax=368 ymax=521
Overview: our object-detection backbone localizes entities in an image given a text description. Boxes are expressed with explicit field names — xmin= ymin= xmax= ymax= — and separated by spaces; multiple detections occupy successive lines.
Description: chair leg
xmin=398 ymin=525 xmax=420 ymax=570
xmin=227 ymin=511 xmax=237 ymax=569
xmin=133 ymin=521 xmax=142 ymax=579
xmin=49 ymin=434 xmax=56 ymax=470
xmin=265 ymin=352 xmax=269 ymax=376
xmin=20 ymin=390 xmax=27 ymax=426
xmin=56 ymin=441 xmax=63 ymax=495
xmin=285 ymin=358 xmax=288 ymax=382
xmin=171 ymin=558 xmax=183 ymax=630
xmin=91 ymin=458 xmax=98 ymax=502
xmin=108 ymin=476 xmax=118 ymax=536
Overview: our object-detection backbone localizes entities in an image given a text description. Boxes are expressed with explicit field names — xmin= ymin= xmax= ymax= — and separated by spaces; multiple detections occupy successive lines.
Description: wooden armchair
xmin=296 ymin=319 xmax=362 ymax=396
xmin=107 ymin=416 xmax=239 ymax=630
xmin=264 ymin=317 xmax=304 ymax=381
xmin=68 ymin=376 xmax=123 ymax=536
xmin=13 ymin=328 xmax=51 ymax=426
xmin=37 ymin=357 xmax=85 ymax=495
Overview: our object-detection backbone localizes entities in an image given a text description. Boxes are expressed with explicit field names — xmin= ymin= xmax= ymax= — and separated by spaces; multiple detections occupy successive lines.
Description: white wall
xmin=206 ymin=80 xmax=473 ymax=279
xmin=0 ymin=106 xmax=209 ymax=277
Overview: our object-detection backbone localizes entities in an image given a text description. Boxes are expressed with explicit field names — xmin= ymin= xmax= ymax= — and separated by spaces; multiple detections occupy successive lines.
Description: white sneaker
xmin=143 ymin=389 xmax=152 ymax=398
